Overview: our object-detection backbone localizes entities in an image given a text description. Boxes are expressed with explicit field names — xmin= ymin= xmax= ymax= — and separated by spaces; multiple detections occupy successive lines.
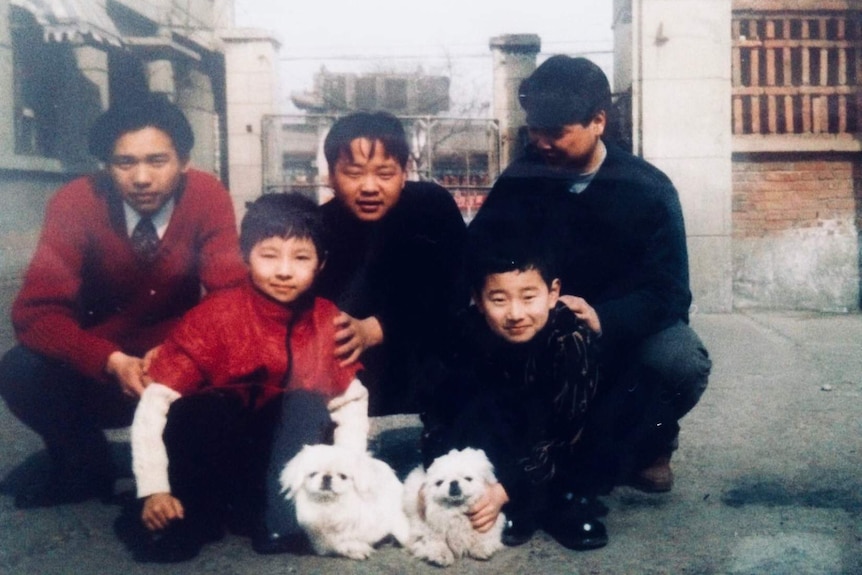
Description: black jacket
xmin=421 ymin=302 xmax=599 ymax=496
xmin=469 ymin=142 xmax=692 ymax=353
xmin=317 ymin=181 xmax=468 ymax=415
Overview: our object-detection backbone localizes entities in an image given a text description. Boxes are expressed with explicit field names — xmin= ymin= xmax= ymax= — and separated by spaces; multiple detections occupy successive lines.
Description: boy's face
xmin=330 ymin=137 xmax=406 ymax=222
xmin=109 ymin=126 xmax=189 ymax=216
xmin=248 ymin=236 xmax=322 ymax=305
xmin=476 ymin=268 xmax=560 ymax=344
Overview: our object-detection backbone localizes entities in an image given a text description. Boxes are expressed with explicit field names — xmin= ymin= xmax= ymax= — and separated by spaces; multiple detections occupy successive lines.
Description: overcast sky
xmin=232 ymin=0 xmax=614 ymax=113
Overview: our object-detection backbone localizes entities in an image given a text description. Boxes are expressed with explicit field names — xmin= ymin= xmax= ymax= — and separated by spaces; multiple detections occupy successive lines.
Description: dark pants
xmin=163 ymin=389 xmax=332 ymax=535
xmin=585 ymin=320 xmax=712 ymax=482
xmin=0 ymin=345 xmax=135 ymax=482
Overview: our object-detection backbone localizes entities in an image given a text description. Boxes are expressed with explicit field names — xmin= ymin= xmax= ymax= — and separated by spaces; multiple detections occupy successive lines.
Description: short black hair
xmin=240 ymin=193 xmax=326 ymax=262
xmin=88 ymin=94 xmax=195 ymax=162
xmin=323 ymin=111 xmax=410 ymax=170
xmin=466 ymin=228 xmax=557 ymax=295
xmin=518 ymin=55 xmax=611 ymax=129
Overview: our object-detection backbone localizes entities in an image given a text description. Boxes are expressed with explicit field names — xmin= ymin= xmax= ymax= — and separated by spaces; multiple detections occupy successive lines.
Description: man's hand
xmin=334 ymin=312 xmax=383 ymax=367
xmin=141 ymin=492 xmax=185 ymax=531
xmin=105 ymin=351 xmax=146 ymax=397
xmin=140 ymin=345 xmax=162 ymax=386
xmin=467 ymin=482 xmax=509 ymax=533
xmin=559 ymin=295 xmax=602 ymax=334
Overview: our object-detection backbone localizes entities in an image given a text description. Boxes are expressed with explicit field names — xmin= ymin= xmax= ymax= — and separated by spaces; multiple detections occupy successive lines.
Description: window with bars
xmin=732 ymin=10 xmax=862 ymax=136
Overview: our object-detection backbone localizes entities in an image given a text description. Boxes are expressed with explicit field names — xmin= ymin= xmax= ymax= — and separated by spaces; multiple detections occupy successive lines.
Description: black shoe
xmin=501 ymin=516 xmax=536 ymax=547
xmin=543 ymin=496 xmax=608 ymax=551
xmin=133 ymin=519 xmax=223 ymax=564
xmin=562 ymin=492 xmax=609 ymax=518
xmin=252 ymin=530 xmax=310 ymax=555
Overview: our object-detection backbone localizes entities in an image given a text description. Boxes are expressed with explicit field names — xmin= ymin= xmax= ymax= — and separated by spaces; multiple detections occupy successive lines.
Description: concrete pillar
xmin=616 ymin=0 xmax=733 ymax=312
xmin=489 ymin=34 xmax=540 ymax=169
xmin=221 ymin=29 xmax=281 ymax=220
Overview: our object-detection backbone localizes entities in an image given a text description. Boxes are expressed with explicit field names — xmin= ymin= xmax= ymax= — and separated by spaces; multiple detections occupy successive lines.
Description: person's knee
xmin=636 ymin=325 xmax=711 ymax=416
xmin=0 ymin=346 xmax=52 ymax=407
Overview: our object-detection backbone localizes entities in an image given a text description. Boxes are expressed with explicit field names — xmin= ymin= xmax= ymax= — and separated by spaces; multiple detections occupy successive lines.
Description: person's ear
xmin=548 ymin=278 xmax=561 ymax=307
xmin=592 ymin=111 xmax=606 ymax=137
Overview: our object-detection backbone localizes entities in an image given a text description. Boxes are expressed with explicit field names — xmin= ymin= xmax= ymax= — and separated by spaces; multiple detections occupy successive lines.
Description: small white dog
xmin=403 ymin=447 xmax=506 ymax=567
xmin=279 ymin=444 xmax=410 ymax=560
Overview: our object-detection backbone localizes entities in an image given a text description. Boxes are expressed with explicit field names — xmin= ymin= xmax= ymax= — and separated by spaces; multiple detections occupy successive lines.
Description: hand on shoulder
xmin=559 ymin=295 xmax=602 ymax=334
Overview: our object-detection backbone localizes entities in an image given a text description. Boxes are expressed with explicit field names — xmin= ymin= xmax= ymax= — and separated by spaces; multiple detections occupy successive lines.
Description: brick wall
xmin=732 ymin=154 xmax=859 ymax=238
xmin=731 ymin=153 xmax=860 ymax=311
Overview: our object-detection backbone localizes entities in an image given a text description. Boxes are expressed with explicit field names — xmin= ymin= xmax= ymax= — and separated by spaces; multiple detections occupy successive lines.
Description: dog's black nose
xmin=321 ymin=474 xmax=332 ymax=490
xmin=448 ymin=481 xmax=462 ymax=497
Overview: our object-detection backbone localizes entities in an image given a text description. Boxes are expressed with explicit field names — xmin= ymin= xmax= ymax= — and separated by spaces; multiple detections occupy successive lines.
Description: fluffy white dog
xmin=403 ymin=447 xmax=506 ymax=567
xmin=279 ymin=444 xmax=410 ymax=560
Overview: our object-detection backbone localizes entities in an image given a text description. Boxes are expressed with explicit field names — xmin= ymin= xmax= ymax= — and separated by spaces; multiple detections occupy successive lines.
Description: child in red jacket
xmin=127 ymin=193 xmax=368 ymax=562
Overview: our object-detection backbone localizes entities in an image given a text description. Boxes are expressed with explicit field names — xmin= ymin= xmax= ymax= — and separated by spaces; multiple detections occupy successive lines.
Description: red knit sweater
xmin=12 ymin=169 xmax=247 ymax=380
xmin=147 ymin=282 xmax=360 ymax=408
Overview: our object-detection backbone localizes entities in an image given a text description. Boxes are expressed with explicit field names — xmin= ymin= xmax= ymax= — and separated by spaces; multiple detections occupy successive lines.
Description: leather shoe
xmin=628 ymin=455 xmax=674 ymax=493
xmin=543 ymin=496 xmax=608 ymax=551
xmin=133 ymin=520 xmax=223 ymax=564
xmin=501 ymin=516 xmax=536 ymax=547
xmin=252 ymin=530 xmax=310 ymax=555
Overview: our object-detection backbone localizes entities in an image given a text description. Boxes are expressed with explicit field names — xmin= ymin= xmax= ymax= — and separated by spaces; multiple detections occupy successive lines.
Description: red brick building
xmin=731 ymin=1 xmax=862 ymax=310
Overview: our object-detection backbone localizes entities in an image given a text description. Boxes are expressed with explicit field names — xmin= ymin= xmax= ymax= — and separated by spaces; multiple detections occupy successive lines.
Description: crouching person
xmin=421 ymin=234 xmax=609 ymax=552
xmin=125 ymin=193 xmax=369 ymax=563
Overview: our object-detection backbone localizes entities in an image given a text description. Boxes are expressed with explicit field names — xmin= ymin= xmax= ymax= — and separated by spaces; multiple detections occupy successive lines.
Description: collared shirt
xmin=123 ymin=198 xmax=175 ymax=240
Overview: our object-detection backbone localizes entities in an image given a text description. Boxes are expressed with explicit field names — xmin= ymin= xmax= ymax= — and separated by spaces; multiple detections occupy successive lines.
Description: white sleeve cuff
xmin=327 ymin=378 xmax=369 ymax=452
xmin=131 ymin=383 xmax=181 ymax=498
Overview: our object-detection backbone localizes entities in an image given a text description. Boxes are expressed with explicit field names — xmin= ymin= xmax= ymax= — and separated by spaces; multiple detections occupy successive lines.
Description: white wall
xmin=620 ymin=0 xmax=733 ymax=312
xmin=222 ymin=29 xmax=281 ymax=220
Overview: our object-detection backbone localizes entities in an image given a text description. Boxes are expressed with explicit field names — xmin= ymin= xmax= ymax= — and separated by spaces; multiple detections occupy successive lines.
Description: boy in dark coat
xmin=421 ymin=236 xmax=608 ymax=551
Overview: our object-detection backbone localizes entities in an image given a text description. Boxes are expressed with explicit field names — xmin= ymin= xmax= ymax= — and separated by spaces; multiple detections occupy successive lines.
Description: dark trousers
xmin=163 ymin=389 xmax=332 ymax=535
xmin=585 ymin=320 xmax=712 ymax=482
xmin=0 ymin=345 xmax=135 ymax=481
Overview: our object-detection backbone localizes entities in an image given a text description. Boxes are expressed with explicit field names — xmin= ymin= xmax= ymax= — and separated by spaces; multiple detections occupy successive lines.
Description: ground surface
xmin=1 ymin=311 xmax=860 ymax=574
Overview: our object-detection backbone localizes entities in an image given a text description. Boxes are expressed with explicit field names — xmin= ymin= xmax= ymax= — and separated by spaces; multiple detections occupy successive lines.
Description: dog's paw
xmin=411 ymin=538 xmax=455 ymax=567
xmin=468 ymin=537 xmax=504 ymax=561
xmin=332 ymin=540 xmax=374 ymax=561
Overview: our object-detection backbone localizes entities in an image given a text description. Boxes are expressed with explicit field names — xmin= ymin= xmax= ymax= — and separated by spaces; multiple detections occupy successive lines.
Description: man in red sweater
xmin=0 ymin=95 xmax=247 ymax=508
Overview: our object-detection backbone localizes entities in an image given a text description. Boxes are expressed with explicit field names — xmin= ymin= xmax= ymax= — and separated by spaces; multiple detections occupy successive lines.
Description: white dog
xmin=279 ymin=444 xmax=410 ymax=560
xmin=403 ymin=447 xmax=506 ymax=567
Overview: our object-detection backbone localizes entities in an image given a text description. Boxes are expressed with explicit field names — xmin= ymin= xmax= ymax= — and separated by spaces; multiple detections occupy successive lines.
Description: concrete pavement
xmin=0 ymin=310 xmax=860 ymax=574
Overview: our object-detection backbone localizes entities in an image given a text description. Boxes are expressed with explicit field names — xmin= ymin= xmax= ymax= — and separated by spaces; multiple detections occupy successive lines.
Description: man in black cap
xmin=468 ymin=55 xmax=711 ymax=549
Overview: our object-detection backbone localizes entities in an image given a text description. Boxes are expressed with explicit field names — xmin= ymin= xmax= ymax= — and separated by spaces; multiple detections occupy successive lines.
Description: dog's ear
xmin=471 ymin=448 xmax=498 ymax=485
xmin=279 ymin=446 xmax=309 ymax=500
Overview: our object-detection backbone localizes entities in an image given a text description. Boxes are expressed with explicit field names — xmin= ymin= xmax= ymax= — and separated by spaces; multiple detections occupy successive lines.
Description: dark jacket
xmin=469 ymin=142 xmax=692 ymax=354
xmin=421 ymin=302 xmax=599 ymax=498
xmin=317 ymin=180 xmax=468 ymax=415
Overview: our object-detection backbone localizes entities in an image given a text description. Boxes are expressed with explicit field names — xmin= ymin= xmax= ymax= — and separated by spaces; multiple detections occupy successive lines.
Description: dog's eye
xmin=464 ymin=476 xmax=473 ymax=482
xmin=434 ymin=480 xmax=444 ymax=487
xmin=308 ymin=472 xmax=318 ymax=479
xmin=338 ymin=473 xmax=348 ymax=481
